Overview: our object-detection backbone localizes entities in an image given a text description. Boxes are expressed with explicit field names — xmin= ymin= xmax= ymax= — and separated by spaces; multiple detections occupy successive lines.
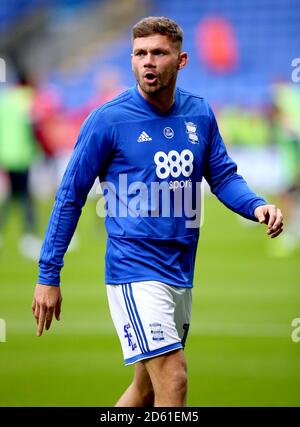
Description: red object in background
xmin=31 ymin=67 xmax=125 ymax=158
xmin=32 ymin=87 xmax=80 ymax=156
xmin=195 ymin=16 xmax=239 ymax=73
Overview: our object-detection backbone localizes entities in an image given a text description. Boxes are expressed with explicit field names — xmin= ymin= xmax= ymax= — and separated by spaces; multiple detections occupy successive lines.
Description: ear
xmin=130 ymin=53 xmax=134 ymax=71
xmin=177 ymin=52 xmax=188 ymax=70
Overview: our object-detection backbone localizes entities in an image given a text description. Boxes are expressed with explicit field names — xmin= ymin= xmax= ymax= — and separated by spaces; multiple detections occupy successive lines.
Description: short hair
xmin=132 ymin=16 xmax=183 ymax=49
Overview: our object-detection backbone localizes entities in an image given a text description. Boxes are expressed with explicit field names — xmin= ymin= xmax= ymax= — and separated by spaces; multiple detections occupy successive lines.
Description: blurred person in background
xmin=0 ymin=66 xmax=41 ymax=259
xmin=89 ymin=66 xmax=126 ymax=110
xmin=268 ymin=82 xmax=300 ymax=257
xmin=31 ymin=81 xmax=75 ymax=186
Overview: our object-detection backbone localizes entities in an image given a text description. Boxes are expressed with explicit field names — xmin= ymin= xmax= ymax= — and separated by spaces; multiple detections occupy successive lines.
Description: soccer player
xmin=32 ymin=17 xmax=283 ymax=407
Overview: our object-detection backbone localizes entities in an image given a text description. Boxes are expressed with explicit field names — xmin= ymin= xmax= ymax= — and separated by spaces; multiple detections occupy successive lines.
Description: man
xmin=0 ymin=67 xmax=41 ymax=259
xmin=32 ymin=17 xmax=283 ymax=407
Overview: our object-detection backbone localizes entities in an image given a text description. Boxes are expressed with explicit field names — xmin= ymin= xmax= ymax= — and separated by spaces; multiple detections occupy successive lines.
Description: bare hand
xmin=32 ymin=284 xmax=62 ymax=336
xmin=254 ymin=204 xmax=283 ymax=238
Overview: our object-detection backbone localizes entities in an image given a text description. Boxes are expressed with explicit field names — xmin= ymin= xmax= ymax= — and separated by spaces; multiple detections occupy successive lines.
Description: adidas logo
xmin=137 ymin=131 xmax=152 ymax=142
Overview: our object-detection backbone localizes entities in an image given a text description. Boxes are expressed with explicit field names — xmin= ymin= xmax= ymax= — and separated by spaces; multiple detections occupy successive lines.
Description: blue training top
xmin=38 ymin=86 xmax=266 ymax=288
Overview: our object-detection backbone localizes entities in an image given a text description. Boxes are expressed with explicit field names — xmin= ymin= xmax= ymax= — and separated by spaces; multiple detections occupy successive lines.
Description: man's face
xmin=131 ymin=34 xmax=187 ymax=96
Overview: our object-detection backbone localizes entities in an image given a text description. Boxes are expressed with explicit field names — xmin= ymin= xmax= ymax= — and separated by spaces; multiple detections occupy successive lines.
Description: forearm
xmin=212 ymin=172 xmax=267 ymax=221
xmin=38 ymin=197 xmax=82 ymax=286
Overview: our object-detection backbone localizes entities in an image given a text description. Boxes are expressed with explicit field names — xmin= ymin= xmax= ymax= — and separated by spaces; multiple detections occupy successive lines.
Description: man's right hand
xmin=32 ymin=284 xmax=62 ymax=336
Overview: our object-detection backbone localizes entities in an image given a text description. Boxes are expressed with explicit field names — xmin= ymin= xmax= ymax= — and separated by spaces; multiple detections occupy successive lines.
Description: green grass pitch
xmin=0 ymin=195 xmax=299 ymax=406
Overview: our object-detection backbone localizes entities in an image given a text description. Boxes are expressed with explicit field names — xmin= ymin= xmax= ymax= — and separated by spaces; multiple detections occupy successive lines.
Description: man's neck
xmin=137 ymin=84 xmax=176 ymax=114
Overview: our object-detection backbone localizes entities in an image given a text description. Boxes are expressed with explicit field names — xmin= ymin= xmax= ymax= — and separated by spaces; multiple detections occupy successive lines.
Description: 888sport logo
xmin=154 ymin=149 xmax=194 ymax=179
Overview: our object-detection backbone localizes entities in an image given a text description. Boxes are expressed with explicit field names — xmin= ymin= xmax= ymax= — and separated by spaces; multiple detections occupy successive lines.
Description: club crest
xmin=185 ymin=121 xmax=199 ymax=144
xmin=150 ymin=322 xmax=164 ymax=341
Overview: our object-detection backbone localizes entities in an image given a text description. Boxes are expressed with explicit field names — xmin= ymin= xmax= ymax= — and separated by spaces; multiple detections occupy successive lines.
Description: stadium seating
xmin=1 ymin=0 xmax=299 ymax=109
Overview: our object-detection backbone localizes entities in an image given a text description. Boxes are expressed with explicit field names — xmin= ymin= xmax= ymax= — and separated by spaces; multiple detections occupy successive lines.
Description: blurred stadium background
xmin=0 ymin=0 xmax=299 ymax=406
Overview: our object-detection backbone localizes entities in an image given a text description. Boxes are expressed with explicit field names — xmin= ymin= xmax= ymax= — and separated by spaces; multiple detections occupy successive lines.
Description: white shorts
xmin=106 ymin=281 xmax=192 ymax=365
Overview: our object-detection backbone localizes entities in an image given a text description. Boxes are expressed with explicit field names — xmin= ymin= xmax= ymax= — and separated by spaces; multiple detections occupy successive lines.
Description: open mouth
xmin=144 ymin=72 xmax=158 ymax=84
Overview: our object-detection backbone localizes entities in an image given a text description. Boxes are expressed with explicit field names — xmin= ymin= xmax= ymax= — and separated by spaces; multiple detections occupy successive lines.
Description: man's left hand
xmin=254 ymin=205 xmax=283 ymax=238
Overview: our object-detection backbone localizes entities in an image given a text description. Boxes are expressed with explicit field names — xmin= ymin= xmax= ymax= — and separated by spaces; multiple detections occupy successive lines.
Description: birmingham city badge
xmin=185 ymin=121 xmax=199 ymax=144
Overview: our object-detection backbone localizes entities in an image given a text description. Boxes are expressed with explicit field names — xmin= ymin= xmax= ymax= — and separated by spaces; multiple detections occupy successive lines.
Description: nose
xmin=143 ymin=53 xmax=156 ymax=68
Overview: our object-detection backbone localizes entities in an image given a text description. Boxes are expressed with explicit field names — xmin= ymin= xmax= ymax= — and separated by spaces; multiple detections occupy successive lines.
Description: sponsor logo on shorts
xmin=124 ymin=323 xmax=137 ymax=350
xmin=150 ymin=322 xmax=164 ymax=341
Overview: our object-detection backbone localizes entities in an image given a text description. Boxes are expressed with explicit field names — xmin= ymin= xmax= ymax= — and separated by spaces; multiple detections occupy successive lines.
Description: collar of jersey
xmin=132 ymin=85 xmax=179 ymax=117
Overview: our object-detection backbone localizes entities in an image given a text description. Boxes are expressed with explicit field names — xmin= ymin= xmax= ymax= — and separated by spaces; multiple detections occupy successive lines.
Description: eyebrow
xmin=133 ymin=47 xmax=170 ymax=55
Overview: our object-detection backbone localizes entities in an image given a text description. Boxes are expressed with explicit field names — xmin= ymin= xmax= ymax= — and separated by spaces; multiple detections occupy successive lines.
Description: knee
xmin=169 ymin=368 xmax=188 ymax=397
xmin=145 ymin=350 xmax=188 ymax=405
xmin=157 ymin=356 xmax=187 ymax=398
